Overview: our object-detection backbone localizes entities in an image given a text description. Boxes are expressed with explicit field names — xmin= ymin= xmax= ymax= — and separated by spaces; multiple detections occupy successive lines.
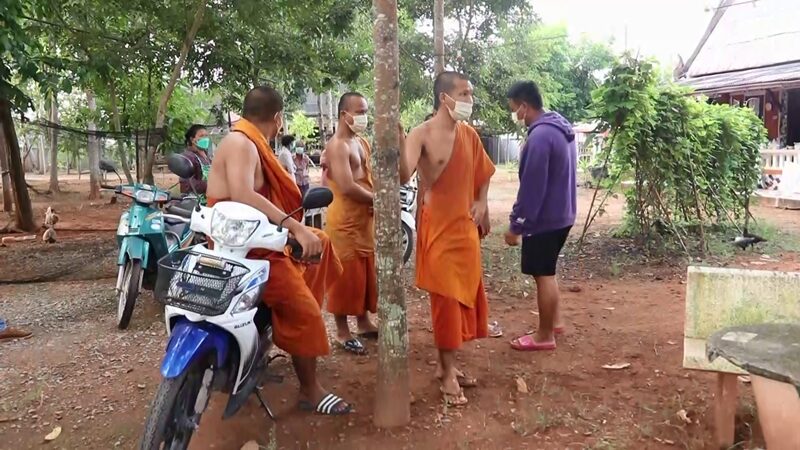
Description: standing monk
xmin=206 ymin=86 xmax=351 ymax=415
xmin=400 ymin=72 xmax=495 ymax=406
xmin=323 ymin=93 xmax=379 ymax=355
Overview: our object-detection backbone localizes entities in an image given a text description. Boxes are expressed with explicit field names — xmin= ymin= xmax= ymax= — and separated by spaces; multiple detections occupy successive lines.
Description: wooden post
xmin=433 ymin=0 xmax=445 ymax=75
xmin=0 ymin=99 xmax=36 ymax=231
xmin=372 ymin=0 xmax=410 ymax=428
xmin=714 ymin=373 xmax=738 ymax=449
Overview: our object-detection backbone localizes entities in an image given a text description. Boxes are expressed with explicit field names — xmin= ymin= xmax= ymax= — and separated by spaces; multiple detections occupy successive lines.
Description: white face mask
xmin=512 ymin=106 xmax=527 ymax=128
xmin=445 ymin=95 xmax=473 ymax=121
xmin=347 ymin=113 xmax=369 ymax=134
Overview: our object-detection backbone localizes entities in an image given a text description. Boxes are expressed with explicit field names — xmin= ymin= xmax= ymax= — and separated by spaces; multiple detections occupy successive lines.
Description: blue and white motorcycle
xmin=139 ymin=156 xmax=333 ymax=449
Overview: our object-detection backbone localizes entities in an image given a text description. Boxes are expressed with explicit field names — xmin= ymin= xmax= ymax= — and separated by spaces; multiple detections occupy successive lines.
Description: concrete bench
xmin=684 ymin=266 xmax=800 ymax=448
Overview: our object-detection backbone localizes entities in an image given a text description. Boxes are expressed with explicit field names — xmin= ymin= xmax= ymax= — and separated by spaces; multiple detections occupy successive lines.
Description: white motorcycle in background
xmin=304 ymin=177 xmax=417 ymax=265
xmin=139 ymin=155 xmax=333 ymax=450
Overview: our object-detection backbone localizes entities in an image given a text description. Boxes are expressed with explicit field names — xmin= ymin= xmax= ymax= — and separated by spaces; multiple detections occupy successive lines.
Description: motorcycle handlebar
xmin=161 ymin=213 xmax=190 ymax=224
xmin=285 ymin=238 xmax=321 ymax=263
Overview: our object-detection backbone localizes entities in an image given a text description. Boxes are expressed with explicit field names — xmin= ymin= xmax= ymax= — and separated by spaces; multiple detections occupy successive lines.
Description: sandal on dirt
xmin=554 ymin=326 xmax=566 ymax=336
xmin=440 ymin=387 xmax=468 ymax=407
xmin=299 ymin=393 xmax=353 ymax=416
xmin=489 ymin=321 xmax=503 ymax=338
xmin=510 ymin=334 xmax=556 ymax=351
xmin=338 ymin=338 xmax=367 ymax=355
xmin=356 ymin=330 xmax=379 ymax=340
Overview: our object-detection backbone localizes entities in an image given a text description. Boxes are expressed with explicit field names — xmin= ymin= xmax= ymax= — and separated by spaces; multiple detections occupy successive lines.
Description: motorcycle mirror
xmin=302 ymin=187 xmax=333 ymax=210
xmin=167 ymin=153 xmax=196 ymax=180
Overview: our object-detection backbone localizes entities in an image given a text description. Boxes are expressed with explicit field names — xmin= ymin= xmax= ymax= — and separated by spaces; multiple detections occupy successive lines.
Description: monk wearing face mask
xmin=206 ymin=86 xmax=350 ymax=416
xmin=400 ymin=72 xmax=495 ymax=406
xmin=321 ymin=92 xmax=379 ymax=355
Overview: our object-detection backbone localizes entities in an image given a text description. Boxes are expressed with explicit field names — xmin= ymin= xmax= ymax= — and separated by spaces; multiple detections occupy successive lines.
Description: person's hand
xmin=397 ymin=121 xmax=406 ymax=138
xmin=504 ymin=229 xmax=521 ymax=246
xmin=470 ymin=200 xmax=488 ymax=226
xmin=293 ymin=225 xmax=322 ymax=259
xmin=478 ymin=210 xmax=491 ymax=239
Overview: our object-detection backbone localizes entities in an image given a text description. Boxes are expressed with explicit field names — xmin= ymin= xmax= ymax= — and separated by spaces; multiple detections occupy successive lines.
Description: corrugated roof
xmin=679 ymin=61 xmax=800 ymax=93
xmin=683 ymin=0 xmax=800 ymax=78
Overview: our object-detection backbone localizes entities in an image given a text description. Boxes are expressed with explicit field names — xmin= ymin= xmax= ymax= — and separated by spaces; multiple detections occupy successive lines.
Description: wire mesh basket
xmin=155 ymin=249 xmax=250 ymax=316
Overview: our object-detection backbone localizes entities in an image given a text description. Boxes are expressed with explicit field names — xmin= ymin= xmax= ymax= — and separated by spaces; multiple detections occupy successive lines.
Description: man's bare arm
xmin=399 ymin=127 xmax=423 ymax=185
xmin=327 ymin=140 xmax=373 ymax=204
xmin=223 ymin=138 xmax=306 ymax=234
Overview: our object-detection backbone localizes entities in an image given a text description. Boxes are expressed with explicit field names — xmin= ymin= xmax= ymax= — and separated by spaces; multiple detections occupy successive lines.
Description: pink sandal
xmin=554 ymin=326 xmax=566 ymax=336
xmin=510 ymin=334 xmax=556 ymax=351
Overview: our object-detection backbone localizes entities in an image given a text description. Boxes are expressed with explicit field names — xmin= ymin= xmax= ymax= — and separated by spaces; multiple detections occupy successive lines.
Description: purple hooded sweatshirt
xmin=509 ymin=111 xmax=577 ymax=236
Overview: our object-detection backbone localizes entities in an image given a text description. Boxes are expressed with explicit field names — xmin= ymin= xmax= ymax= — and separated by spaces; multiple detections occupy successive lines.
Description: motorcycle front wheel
xmin=140 ymin=358 xmax=213 ymax=450
xmin=117 ymin=259 xmax=141 ymax=330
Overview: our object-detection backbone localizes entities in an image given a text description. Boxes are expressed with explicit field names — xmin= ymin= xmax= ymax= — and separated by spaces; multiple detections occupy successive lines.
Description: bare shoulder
xmin=325 ymin=136 xmax=349 ymax=157
xmin=408 ymin=122 xmax=429 ymax=143
xmin=216 ymin=132 xmax=257 ymax=159
xmin=461 ymin=122 xmax=481 ymax=139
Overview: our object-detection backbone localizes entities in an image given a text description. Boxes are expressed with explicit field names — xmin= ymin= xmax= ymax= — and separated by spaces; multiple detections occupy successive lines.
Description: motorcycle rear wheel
xmin=401 ymin=221 xmax=414 ymax=265
xmin=140 ymin=358 xmax=213 ymax=450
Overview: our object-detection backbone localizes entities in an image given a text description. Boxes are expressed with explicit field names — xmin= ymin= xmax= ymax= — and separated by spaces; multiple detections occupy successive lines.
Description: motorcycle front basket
xmin=155 ymin=249 xmax=250 ymax=316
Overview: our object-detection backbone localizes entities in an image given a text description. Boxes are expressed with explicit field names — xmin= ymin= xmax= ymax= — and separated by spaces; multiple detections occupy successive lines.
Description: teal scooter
xmin=109 ymin=181 xmax=197 ymax=329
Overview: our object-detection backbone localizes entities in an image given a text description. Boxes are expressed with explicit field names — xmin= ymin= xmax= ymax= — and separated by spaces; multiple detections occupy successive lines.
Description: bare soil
xmin=1 ymin=168 xmax=796 ymax=449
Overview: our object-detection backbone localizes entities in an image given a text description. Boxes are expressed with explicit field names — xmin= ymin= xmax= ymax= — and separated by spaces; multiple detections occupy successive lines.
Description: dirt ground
xmin=1 ymin=168 xmax=797 ymax=449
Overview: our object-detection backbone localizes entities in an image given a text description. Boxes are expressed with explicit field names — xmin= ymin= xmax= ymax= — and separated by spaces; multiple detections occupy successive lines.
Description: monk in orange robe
xmin=206 ymin=86 xmax=351 ymax=416
xmin=400 ymin=72 xmax=495 ymax=406
xmin=322 ymin=92 xmax=379 ymax=355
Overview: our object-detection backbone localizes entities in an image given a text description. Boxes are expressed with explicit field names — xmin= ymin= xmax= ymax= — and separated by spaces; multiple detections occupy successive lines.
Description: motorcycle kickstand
xmin=255 ymin=390 xmax=276 ymax=421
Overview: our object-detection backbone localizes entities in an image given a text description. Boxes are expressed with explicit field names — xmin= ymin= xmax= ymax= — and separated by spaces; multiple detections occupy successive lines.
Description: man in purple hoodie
xmin=503 ymin=81 xmax=577 ymax=352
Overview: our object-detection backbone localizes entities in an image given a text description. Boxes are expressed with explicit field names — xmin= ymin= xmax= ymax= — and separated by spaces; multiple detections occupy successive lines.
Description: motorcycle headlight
xmin=210 ymin=210 xmax=258 ymax=247
xmin=231 ymin=287 xmax=261 ymax=314
xmin=134 ymin=190 xmax=155 ymax=204
xmin=117 ymin=212 xmax=129 ymax=235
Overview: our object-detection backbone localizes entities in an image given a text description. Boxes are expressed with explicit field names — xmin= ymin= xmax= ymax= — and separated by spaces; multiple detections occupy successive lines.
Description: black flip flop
xmin=338 ymin=338 xmax=367 ymax=355
xmin=299 ymin=393 xmax=353 ymax=415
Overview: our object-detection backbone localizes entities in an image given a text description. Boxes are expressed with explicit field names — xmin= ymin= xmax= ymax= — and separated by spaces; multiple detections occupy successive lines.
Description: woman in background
xmin=179 ymin=124 xmax=212 ymax=195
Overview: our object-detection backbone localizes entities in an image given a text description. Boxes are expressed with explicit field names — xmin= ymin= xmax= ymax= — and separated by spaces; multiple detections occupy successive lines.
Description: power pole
xmin=434 ymin=0 xmax=445 ymax=75
xmin=372 ymin=0 xmax=410 ymax=428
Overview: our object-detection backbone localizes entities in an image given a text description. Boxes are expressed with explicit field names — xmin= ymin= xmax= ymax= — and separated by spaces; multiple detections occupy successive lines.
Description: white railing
xmin=760 ymin=148 xmax=799 ymax=174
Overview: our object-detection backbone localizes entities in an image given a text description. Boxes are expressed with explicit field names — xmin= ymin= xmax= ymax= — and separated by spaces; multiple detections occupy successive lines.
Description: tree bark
xmin=433 ymin=0 xmax=445 ymax=75
xmin=0 ymin=99 xmax=36 ymax=231
xmin=108 ymin=79 xmax=134 ymax=183
xmin=0 ymin=115 xmax=13 ymax=212
xmin=86 ymin=90 xmax=101 ymax=199
xmin=48 ymin=92 xmax=60 ymax=193
xmin=372 ymin=0 xmax=409 ymax=428
xmin=142 ymin=0 xmax=206 ymax=184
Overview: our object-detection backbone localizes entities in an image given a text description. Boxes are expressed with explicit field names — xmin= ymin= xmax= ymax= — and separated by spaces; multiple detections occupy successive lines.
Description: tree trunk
xmin=433 ymin=0 xmax=445 ymax=75
xmin=48 ymin=91 xmax=60 ymax=193
xmin=0 ymin=116 xmax=13 ymax=212
xmin=0 ymin=99 xmax=36 ymax=231
xmin=142 ymin=0 xmax=206 ymax=184
xmin=86 ymin=90 xmax=101 ymax=199
xmin=372 ymin=0 xmax=409 ymax=428
xmin=108 ymin=79 xmax=134 ymax=183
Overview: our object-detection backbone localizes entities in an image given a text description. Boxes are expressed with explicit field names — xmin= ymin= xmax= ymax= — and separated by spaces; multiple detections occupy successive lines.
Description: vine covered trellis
xmin=580 ymin=56 xmax=766 ymax=254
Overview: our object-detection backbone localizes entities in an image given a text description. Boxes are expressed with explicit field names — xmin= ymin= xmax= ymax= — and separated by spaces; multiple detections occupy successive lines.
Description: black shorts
xmin=521 ymin=226 xmax=571 ymax=277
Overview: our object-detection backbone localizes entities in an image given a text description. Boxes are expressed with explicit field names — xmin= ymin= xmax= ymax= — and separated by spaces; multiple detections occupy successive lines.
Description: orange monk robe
xmin=415 ymin=122 xmax=496 ymax=351
xmin=208 ymin=119 xmax=342 ymax=358
xmin=324 ymin=138 xmax=377 ymax=317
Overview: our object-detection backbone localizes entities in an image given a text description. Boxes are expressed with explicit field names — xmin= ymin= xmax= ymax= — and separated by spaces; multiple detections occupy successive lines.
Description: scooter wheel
xmin=401 ymin=221 xmax=414 ymax=265
xmin=117 ymin=260 xmax=141 ymax=330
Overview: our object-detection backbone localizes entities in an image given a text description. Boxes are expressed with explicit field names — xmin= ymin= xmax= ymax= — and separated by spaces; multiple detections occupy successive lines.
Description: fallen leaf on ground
xmin=515 ymin=376 xmax=529 ymax=394
xmin=601 ymin=362 xmax=631 ymax=370
xmin=568 ymin=286 xmax=582 ymax=293
xmin=44 ymin=426 xmax=61 ymax=441
xmin=240 ymin=441 xmax=260 ymax=450
xmin=667 ymin=340 xmax=677 ymax=345
xmin=676 ymin=409 xmax=692 ymax=424
xmin=603 ymin=307 xmax=615 ymax=311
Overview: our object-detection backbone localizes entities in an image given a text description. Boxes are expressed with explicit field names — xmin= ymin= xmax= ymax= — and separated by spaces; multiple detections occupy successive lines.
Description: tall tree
xmin=433 ymin=0 xmax=445 ymax=75
xmin=0 ymin=126 xmax=13 ymax=212
xmin=48 ymin=91 xmax=60 ymax=192
xmin=86 ymin=90 xmax=101 ymax=199
xmin=372 ymin=0 xmax=410 ymax=428
xmin=0 ymin=100 xmax=36 ymax=231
